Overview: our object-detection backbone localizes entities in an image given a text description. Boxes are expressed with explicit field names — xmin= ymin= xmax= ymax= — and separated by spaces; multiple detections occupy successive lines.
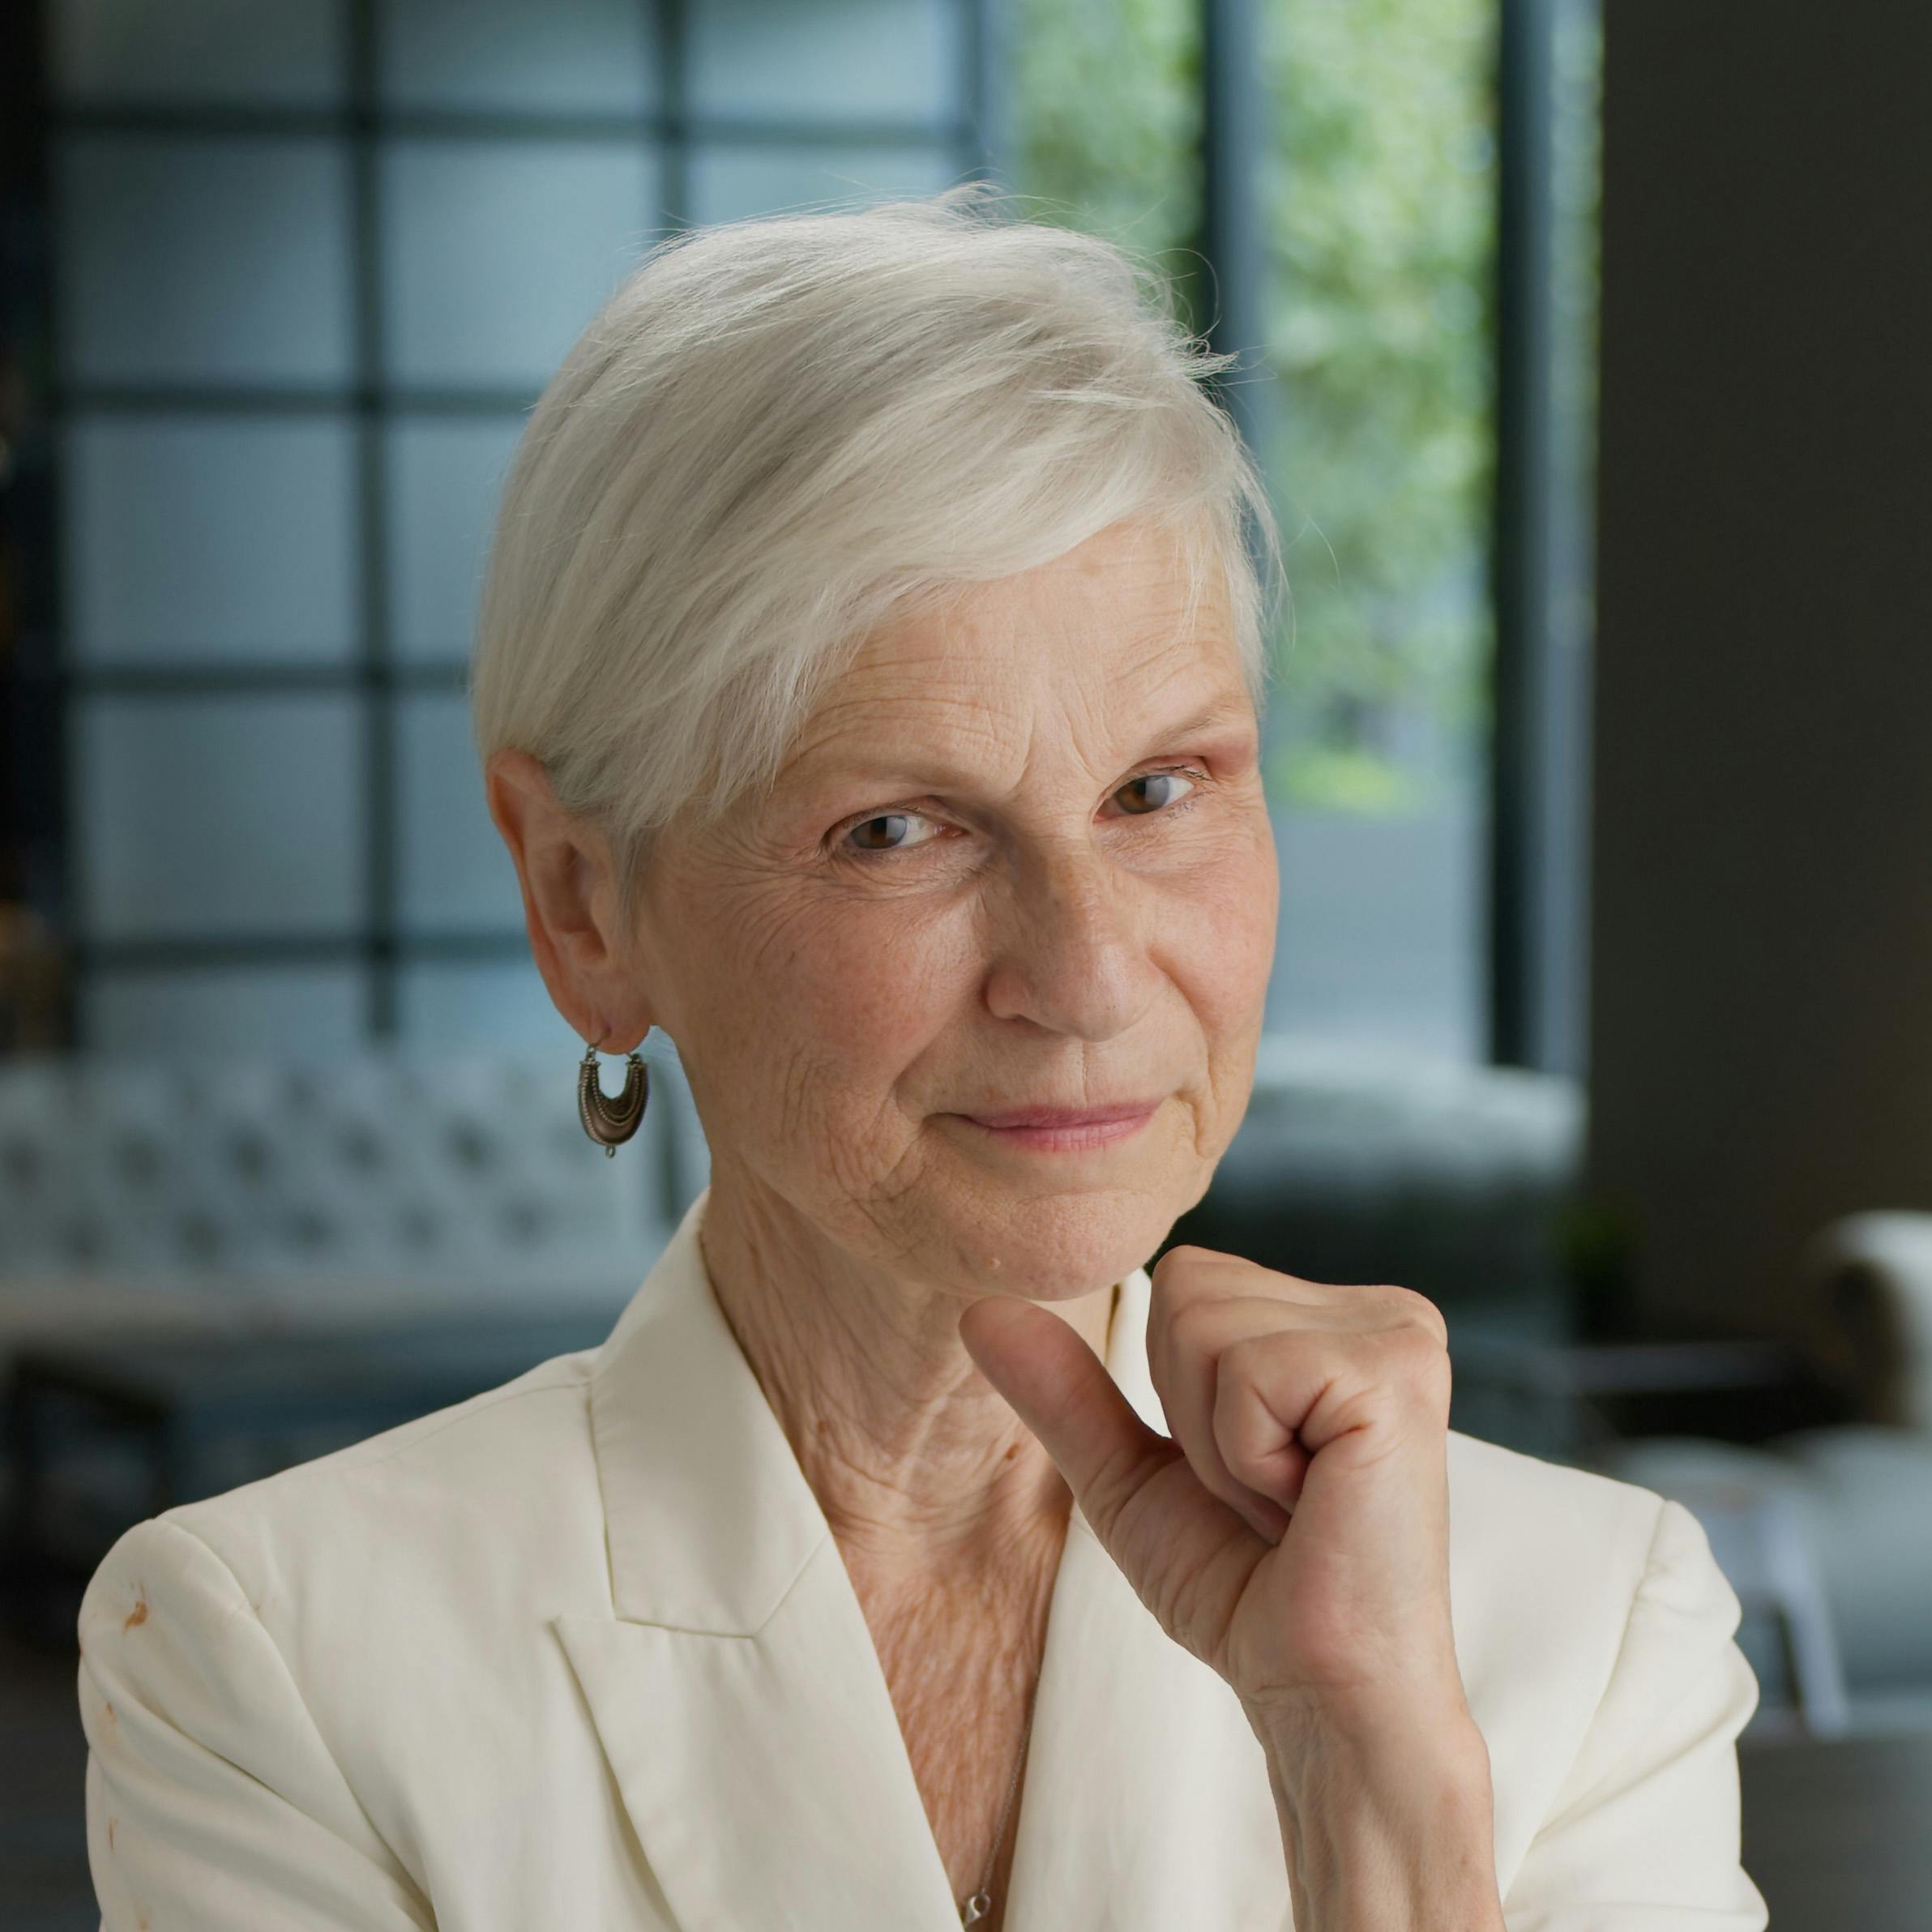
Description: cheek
xmin=1169 ymin=821 xmax=1279 ymax=1024
xmin=767 ymin=893 xmax=970 ymax=1056
xmin=673 ymin=883 xmax=972 ymax=1148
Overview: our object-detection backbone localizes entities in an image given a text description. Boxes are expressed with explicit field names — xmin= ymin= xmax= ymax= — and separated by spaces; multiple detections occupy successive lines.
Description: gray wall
xmin=1587 ymin=5 xmax=1932 ymax=1336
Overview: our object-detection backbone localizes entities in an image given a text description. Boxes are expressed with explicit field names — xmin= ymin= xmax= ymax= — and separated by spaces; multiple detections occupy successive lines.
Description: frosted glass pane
xmin=689 ymin=0 xmax=960 ymax=123
xmin=687 ymin=145 xmax=960 ymax=228
xmin=65 ymin=413 xmax=360 ymax=666
xmin=396 ymin=957 xmax=580 ymax=1051
xmin=378 ymin=0 xmax=658 ymax=113
xmin=386 ymin=415 xmax=527 ymax=664
xmin=397 ymin=692 xmax=522 ymax=933
xmin=381 ymin=141 xmax=661 ymax=388
xmin=77 ymin=695 xmax=365 ymax=939
xmin=51 ymin=0 xmax=345 ymax=105
xmin=86 ymin=964 xmax=366 ymax=1055
xmin=57 ymin=135 xmax=354 ymax=387
xmin=1264 ymin=804 xmax=1483 ymax=1062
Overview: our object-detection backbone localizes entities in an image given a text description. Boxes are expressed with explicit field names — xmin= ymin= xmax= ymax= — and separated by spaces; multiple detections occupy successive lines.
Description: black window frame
xmin=2 ymin=0 xmax=1590 ymax=1073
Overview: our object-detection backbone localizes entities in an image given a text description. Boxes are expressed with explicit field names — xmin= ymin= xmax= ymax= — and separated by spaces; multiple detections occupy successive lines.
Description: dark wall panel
xmin=1588 ymin=3 xmax=1932 ymax=1335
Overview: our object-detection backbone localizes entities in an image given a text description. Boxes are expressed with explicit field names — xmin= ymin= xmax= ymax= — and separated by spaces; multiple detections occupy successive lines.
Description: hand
xmin=958 ymin=1244 xmax=1468 ymax=1742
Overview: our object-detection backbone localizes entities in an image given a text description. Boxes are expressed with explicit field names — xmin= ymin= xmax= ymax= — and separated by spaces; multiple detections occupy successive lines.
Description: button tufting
xmin=228 ymin=1129 xmax=273 ymax=1183
xmin=118 ymin=1138 xmax=160 ymax=1187
xmin=177 ymin=1213 xmax=225 ymax=1262
xmin=3 ymin=1141 xmax=41 ymax=1192
xmin=286 ymin=1208 xmax=334 ymax=1251
xmin=399 ymin=1205 xmax=438 ymax=1249
xmin=501 ymin=1199 xmax=545 ymax=1245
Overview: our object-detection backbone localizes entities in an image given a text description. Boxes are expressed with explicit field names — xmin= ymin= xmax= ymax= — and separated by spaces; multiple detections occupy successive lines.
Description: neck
xmin=695 ymin=1174 xmax=1119 ymax=1591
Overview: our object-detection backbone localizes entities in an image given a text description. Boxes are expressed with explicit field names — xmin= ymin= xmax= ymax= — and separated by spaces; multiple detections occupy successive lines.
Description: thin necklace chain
xmin=959 ymin=1679 xmax=1039 ymax=1926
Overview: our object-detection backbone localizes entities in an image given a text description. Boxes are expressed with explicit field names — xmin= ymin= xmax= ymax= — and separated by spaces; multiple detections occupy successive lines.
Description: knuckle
xmin=1081 ymin=1434 xmax=1156 ymax=1542
xmin=1165 ymin=1293 xmax=1216 ymax=1351
xmin=1219 ymin=1328 xmax=1270 ymax=1383
xmin=1214 ymin=1416 xmax=1273 ymax=1491
xmin=1149 ymin=1243 xmax=1209 ymax=1288
xmin=1383 ymin=1283 xmax=1450 ymax=1346
xmin=1152 ymin=1244 xmax=1257 ymax=1295
xmin=1389 ymin=1323 xmax=1453 ymax=1408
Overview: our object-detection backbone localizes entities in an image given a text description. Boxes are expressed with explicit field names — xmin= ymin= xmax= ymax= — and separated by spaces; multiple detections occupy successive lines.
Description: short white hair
xmin=469 ymin=180 xmax=1284 ymax=936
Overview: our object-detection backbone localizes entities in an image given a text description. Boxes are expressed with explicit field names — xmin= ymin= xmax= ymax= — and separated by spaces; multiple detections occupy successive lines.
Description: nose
xmin=981 ymin=840 xmax=1160 ymax=1041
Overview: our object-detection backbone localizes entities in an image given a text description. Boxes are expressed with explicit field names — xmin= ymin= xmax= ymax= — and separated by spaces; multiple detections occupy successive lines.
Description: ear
xmin=484 ymin=747 xmax=657 ymax=1050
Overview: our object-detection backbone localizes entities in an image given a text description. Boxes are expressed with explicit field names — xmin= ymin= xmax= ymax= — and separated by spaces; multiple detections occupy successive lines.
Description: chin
xmin=934 ymin=1182 xmax=1186 ymax=1300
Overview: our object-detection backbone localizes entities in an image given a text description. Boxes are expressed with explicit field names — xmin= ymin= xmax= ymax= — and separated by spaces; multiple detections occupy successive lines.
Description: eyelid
xmin=832 ymin=763 xmax=1210 ymax=857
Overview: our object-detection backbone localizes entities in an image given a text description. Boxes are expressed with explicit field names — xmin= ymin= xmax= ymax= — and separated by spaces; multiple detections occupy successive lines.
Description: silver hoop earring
xmin=578 ymin=1037 xmax=649 ymax=1157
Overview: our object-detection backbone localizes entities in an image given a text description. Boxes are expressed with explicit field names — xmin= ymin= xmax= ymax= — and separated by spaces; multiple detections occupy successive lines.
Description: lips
xmin=962 ymin=1100 xmax=1161 ymax=1130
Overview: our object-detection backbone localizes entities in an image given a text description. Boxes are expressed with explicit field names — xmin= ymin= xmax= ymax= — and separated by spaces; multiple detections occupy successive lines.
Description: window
xmin=19 ymin=0 xmax=982 ymax=1055
xmin=6 ymin=0 xmax=1599 ymax=1071
xmin=1007 ymin=0 xmax=1601 ymax=1072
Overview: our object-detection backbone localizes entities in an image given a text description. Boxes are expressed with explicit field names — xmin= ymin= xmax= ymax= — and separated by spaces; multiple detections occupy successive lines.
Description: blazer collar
xmin=583 ymin=1185 xmax=1170 ymax=1633
xmin=552 ymin=1186 xmax=1286 ymax=1932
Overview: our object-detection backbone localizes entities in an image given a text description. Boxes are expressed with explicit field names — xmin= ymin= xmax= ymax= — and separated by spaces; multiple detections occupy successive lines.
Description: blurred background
xmin=2 ymin=2 xmax=1929 ymax=1926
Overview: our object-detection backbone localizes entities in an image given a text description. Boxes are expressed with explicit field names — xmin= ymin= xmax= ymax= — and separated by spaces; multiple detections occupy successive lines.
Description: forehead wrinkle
xmin=780 ymin=555 xmax=1241 ymax=797
xmin=786 ymin=679 xmax=1013 ymax=789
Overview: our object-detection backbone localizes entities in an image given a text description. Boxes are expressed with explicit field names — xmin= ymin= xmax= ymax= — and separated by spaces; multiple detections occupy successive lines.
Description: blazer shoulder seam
xmin=349 ymin=1364 xmax=594 ymax=1473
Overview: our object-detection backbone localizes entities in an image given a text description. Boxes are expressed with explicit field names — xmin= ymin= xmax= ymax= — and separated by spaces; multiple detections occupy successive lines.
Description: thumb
xmin=958 ymin=1294 xmax=1170 ymax=1538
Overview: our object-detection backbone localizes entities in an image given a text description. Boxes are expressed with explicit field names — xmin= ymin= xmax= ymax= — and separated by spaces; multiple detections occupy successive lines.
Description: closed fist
xmin=959 ymin=1244 xmax=1467 ymax=1738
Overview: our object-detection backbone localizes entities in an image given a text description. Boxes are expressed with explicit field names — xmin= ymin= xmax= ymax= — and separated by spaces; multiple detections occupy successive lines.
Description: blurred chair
xmin=1796 ymin=1212 xmax=1932 ymax=1432
xmin=1592 ymin=1449 xmax=1850 ymax=1738
xmin=1595 ymin=1212 xmax=1932 ymax=1738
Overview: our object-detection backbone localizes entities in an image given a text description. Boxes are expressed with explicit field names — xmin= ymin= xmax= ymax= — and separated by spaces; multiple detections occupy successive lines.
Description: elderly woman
xmin=77 ymin=185 xmax=1766 ymax=1932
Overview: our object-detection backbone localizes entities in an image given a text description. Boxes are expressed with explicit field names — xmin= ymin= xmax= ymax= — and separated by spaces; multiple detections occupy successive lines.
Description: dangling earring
xmin=578 ymin=1033 xmax=649 ymax=1157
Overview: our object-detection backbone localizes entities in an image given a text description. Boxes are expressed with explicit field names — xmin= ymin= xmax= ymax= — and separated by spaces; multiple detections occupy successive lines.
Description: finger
xmin=960 ymin=1293 xmax=1276 ymax=1665
xmin=1212 ymin=1340 xmax=1312 ymax=1511
xmin=1148 ymin=1248 xmax=1349 ymax=1535
xmin=1214 ymin=1323 xmax=1443 ymax=1476
xmin=957 ymin=1294 xmax=1174 ymax=1538
xmin=1148 ymin=1294 xmax=1299 ymax=1541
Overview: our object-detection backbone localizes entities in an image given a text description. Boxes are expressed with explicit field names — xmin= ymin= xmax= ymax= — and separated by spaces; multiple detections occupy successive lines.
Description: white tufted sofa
xmin=0 ymin=1042 xmax=712 ymax=1355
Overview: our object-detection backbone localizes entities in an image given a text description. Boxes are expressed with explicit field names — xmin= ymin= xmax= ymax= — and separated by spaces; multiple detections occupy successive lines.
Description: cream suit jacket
xmin=78 ymin=1185 xmax=1770 ymax=1930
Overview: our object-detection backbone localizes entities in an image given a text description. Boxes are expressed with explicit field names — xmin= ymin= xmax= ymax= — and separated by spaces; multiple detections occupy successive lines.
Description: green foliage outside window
xmin=1002 ymin=0 xmax=1205 ymax=306
xmin=1004 ymin=0 xmax=1502 ymax=818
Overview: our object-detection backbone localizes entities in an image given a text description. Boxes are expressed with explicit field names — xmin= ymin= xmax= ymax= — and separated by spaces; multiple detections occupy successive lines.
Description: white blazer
xmin=78 ymin=1186 xmax=1770 ymax=1930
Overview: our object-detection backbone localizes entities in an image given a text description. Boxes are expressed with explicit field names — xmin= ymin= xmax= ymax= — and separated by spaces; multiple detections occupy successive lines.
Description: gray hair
xmin=469 ymin=179 xmax=1285 ymax=939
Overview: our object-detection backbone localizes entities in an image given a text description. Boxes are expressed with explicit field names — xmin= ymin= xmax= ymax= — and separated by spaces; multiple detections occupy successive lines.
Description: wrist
xmin=1253 ymin=1706 xmax=1503 ymax=1932
xmin=1245 ymin=1674 xmax=1484 ymax=1767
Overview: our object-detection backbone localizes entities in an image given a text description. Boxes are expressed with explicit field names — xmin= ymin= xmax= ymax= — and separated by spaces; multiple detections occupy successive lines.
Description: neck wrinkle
xmin=695 ymin=1182 xmax=1120 ymax=1584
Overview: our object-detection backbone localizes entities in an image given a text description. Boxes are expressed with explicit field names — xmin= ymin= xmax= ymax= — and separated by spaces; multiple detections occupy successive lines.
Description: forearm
xmin=1255 ymin=1703 xmax=1507 ymax=1932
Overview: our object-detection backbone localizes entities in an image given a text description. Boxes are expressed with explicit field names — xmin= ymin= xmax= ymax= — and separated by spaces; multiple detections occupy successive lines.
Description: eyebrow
xmin=798 ymin=693 xmax=1256 ymax=793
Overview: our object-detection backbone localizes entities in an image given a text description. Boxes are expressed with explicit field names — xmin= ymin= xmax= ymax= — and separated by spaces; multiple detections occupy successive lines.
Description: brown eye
xmin=1116 ymin=771 xmax=1197 ymax=816
xmin=844 ymin=810 xmax=941 ymax=855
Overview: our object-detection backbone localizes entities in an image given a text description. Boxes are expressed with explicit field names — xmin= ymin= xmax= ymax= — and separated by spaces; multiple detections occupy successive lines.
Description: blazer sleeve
xmin=77 ymin=1514 xmax=436 ymax=1932
xmin=1499 ymin=1496 xmax=1770 ymax=1931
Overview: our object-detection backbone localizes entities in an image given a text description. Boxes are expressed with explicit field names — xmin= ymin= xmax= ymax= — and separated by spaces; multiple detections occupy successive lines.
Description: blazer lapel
xmin=553 ymin=1189 xmax=1289 ymax=1932
xmin=1002 ymin=1272 xmax=1291 ymax=1932
xmin=552 ymin=1187 xmax=960 ymax=1931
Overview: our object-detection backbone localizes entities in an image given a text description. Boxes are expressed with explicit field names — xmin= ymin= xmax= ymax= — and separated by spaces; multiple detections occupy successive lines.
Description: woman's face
xmin=589 ymin=517 xmax=1275 ymax=1300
